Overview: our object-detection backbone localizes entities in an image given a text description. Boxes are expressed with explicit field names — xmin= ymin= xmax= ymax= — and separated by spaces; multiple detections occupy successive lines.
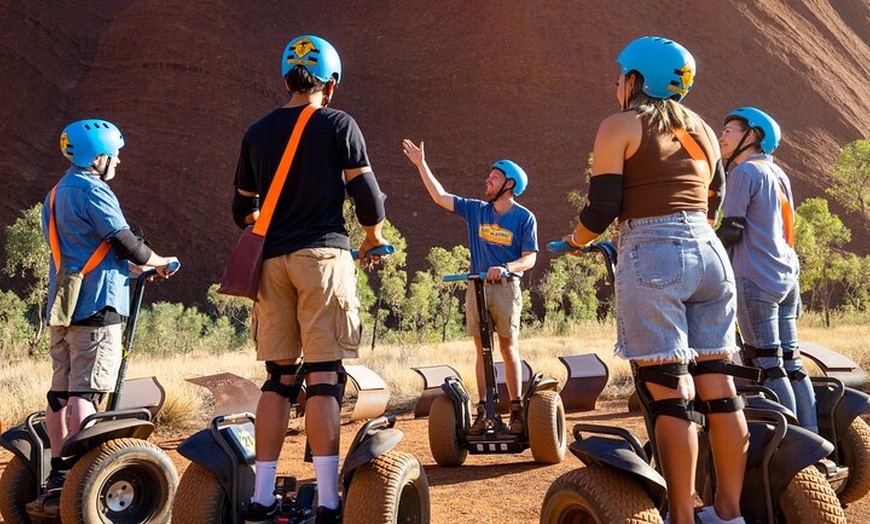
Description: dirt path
xmin=2 ymin=399 xmax=868 ymax=523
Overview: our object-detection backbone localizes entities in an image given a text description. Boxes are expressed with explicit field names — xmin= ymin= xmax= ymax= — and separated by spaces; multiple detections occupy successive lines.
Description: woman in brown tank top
xmin=562 ymin=37 xmax=747 ymax=524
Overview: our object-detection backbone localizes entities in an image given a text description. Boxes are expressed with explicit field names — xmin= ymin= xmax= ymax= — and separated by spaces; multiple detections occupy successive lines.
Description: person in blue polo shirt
xmin=402 ymin=138 xmax=538 ymax=435
xmin=28 ymin=119 xmax=177 ymax=519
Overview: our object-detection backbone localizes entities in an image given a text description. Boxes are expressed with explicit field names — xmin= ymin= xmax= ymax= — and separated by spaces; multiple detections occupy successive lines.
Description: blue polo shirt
xmin=42 ymin=168 xmax=132 ymax=322
xmin=722 ymin=154 xmax=799 ymax=297
xmin=453 ymin=197 xmax=538 ymax=274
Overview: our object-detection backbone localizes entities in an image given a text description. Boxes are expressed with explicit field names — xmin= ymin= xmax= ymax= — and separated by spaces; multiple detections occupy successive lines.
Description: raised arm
xmin=402 ymin=139 xmax=455 ymax=212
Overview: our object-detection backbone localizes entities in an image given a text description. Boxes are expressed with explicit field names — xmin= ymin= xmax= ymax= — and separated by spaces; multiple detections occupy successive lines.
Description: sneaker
xmin=468 ymin=403 xmax=487 ymax=435
xmin=244 ymin=500 xmax=278 ymax=524
xmin=315 ymin=504 xmax=342 ymax=524
xmin=696 ymin=506 xmax=745 ymax=524
xmin=45 ymin=469 xmax=68 ymax=493
xmin=508 ymin=408 xmax=524 ymax=435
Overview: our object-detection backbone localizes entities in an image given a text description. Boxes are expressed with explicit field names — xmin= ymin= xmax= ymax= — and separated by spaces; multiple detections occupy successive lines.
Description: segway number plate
xmin=220 ymin=422 xmax=256 ymax=463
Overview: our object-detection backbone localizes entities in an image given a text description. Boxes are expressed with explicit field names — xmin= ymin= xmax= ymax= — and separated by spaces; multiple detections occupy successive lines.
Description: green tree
xmin=4 ymin=203 xmax=50 ymax=355
xmin=826 ymin=139 xmax=870 ymax=230
xmin=402 ymin=270 xmax=439 ymax=336
xmin=427 ymin=245 xmax=470 ymax=342
xmin=794 ymin=198 xmax=851 ymax=326
xmin=0 ymin=289 xmax=34 ymax=362
xmin=206 ymin=283 xmax=251 ymax=337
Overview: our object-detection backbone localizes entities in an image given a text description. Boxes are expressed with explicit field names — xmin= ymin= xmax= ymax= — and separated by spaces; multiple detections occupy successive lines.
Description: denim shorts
xmin=613 ymin=211 xmax=737 ymax=363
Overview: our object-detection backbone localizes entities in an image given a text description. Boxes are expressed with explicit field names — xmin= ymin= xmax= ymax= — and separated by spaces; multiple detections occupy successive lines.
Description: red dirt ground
xmin=4 ymin=399 xmax=867 ymax=523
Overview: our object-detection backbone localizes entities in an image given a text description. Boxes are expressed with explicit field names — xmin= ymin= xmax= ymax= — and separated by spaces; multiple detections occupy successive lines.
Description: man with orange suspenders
xmin=717 ymin=107 xmax=818 ymax=433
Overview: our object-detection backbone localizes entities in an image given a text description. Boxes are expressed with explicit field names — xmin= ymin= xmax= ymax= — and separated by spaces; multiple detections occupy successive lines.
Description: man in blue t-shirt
xmin=402 ymin=139 xmax=538 ymax=435
xmin=29 ymin=119 xmax=177 ymax=519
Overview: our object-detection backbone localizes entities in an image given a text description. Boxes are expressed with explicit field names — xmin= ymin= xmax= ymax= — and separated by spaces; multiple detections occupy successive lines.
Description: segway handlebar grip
xmin=351 ymin=244 xmax=396 ymax=260
xmin=546 ymin=241 xmax=578 ymax=254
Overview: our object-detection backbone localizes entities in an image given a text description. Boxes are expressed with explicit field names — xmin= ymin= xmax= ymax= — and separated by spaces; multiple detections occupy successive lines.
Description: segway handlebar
xmin=442 ymin=271 xmax=517 ymax=282
xmin=351 ymin=244 xmax=396 ymax=260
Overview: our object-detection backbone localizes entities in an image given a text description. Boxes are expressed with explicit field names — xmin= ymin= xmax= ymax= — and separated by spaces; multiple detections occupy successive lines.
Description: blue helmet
xmin=617 ymin=36 xmax=696 ymax=101
xmin=492 ymin=159 xmax=528 ymax=197
xmin=60 ymin=119 xmax=125 ymax=168
xmin=282 ymin=35 xmax=342 ymax=84
xmin=725 ymin=107 xmax=781 ymax=154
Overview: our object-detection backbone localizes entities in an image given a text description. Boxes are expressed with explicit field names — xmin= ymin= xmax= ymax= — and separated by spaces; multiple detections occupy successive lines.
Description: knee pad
xmin=302 ymin=361 xmax=347 ymax=404
xmin=46 ymin=391 xmax=69 ymax=412
xmin=68 ymin=391 xmax=106 ymax=407
xmin=261 ymin=362 xmax=303 ymax=403
xmin=742 ymin=344 xmax=787 ymax=381
xmin=635 ymin=363 xmax=704 ymax=425
xmin=690 ymin=360 xmax=748 ymax=415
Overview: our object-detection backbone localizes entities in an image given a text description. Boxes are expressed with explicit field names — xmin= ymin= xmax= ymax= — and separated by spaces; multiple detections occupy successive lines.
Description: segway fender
xmin=0 ymin=425 xmax=49 ymax=476
xmin=341 ymin=428 xmax=404 ymax=474
xmin=569 ymin=436 xmax=667 ymax=507
xmin=60 ymin=418 xmax=154 ymax=457
xmin=744 ymin=423 xmax=834 ymax=511
xmin=177 ymin=428 xmax=238 ymax=492
xmin=744 ymin=395 xmax=799 ymax=425
xmin=833 ymin=387 xmax=870 ymax=437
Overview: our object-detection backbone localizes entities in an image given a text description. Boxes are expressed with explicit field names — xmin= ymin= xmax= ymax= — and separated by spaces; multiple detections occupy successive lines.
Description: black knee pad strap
xmin=696 ymin=395 xmax=745 ymax=414
xmin=787 ymin=367 xmax=809 ymax=381
xmin=757 ymin=365 xmax=788 ymax=380
xmin=636 ymin=363 xmax=691 ymax=390
xmin=302 ymin=361 xmax=347 ymax=403
xmin=648 ymin=398 xmax=705 ymax=425
xmin=691 ymin=360 xmax=762 ymax=382
xmin=261 ymin=361 xmax=303 ymax=403
xmin=69 ymin=391 xmax=105 ymax=405
xmin=742 ymin=344 xmax=782 ymax=360
xmin=47 ymin=391 xmax=69 ymax=412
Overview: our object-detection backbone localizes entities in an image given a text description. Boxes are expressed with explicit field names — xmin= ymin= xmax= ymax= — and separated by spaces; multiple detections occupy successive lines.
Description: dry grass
xmin=2 ymin=319 xmax=867 ymax=435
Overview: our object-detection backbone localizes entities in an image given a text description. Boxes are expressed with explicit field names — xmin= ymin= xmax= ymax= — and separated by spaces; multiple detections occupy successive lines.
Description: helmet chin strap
xmin=488 ymin=179 xmax=515 ymax=204
xmin=94 ymin=156 xmax=112 ymax=181
xmin=724 ymin=131 xmax=757 ymax=172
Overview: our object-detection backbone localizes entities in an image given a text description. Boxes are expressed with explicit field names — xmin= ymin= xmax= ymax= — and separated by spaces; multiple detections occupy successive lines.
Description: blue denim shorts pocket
xmin=629 ymin=240 xmax=683 ymax=289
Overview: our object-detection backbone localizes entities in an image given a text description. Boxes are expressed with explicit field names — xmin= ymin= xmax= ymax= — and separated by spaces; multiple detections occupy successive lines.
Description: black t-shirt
xmin=234 ymin=105 xmax=370 ymax=259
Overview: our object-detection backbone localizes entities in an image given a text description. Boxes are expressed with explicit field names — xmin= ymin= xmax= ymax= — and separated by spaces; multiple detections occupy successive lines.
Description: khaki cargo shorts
xmin=49 ymin=324 xmax=123 ymax=393
xmin=465 ymin=278 xmax=522 ymax=339
xmin=253 ymin=247 xmax=361 ymax=363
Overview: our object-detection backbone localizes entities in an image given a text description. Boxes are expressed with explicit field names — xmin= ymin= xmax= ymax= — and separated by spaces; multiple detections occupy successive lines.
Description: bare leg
xmin=254 ymin=359 xmax=295 ymax=461
xmin=694 ymin=368 xmax=747 ymax=521
xmin=305 ymin=370 xmax=341 ymax=456
xmin=45 ymin=403 xmax=68 ymax=458
xmin=472 ymin=336 xmax=486 ymax=400
xmin=497 ymin=335 xmax=522 ymax=400
xmin=66 ymin=396 xmax=97 ymax=435
xmin=645 ymin=376 xmax=698 ymax=524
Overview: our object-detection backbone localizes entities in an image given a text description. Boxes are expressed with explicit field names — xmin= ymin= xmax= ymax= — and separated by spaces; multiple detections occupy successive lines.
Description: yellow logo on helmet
xmin=667 ymin=64 xmax=694 ymax=96
xmin=59 ymin=132 xmax=72 ymax=159
xmin=287 ymin=37 xmax=318 ymax=67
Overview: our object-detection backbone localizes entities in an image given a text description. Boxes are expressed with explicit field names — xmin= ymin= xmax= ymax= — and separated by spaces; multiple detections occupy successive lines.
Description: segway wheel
xmin=344 ymin=450 xmax=429 ymax=524
xmin=428 ymin=394 xmax=467 ymax=467
xmin=836 ymin=416 xmax=870 ymax=504
xmin=0 ymin=455 xmax=38 ymax=524
xmin=779 ymin=465 xmax=845 ymax=523
xmin=60 ymin=438 xmax=178 ymax=524
xmin=540 ymin=466 xmax=662 ymax=523
xmin=171 ymin=463 xmax=231 ymax=523
xmin=528 ymin=390 xmax=567 ymax=464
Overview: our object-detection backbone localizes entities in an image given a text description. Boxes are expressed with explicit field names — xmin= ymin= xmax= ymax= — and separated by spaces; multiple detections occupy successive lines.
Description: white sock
xmin=312 ymin=455 xmax=340 ymax=509
xmin=252 ymin=460 xmax=278 ymax=507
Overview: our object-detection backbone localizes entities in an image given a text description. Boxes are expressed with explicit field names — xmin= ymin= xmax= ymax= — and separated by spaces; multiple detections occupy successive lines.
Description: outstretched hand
xmin=402 ymin=139 xmax=425 ymax=167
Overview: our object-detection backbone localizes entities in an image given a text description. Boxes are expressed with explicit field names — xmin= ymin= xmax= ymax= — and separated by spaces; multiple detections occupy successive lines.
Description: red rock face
xmin=2 ymin=1 xmax=868 ymax=304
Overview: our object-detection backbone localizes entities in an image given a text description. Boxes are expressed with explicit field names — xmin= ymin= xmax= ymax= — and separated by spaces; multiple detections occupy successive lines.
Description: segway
xmin=734 ymin=337 xmax=870 ymax=505
xmin=539 ymin=241 xmax=846 ymax=523
xmin=426 ymin=271 xmax=566 ymax=467
xmin=170 ymin=245 xmax=430 ymax=524
xmin=0 ymin=261 xmax=182 ymax=524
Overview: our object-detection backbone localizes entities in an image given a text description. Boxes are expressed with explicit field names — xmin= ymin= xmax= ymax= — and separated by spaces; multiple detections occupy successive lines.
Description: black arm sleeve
xmin=707 ymin=159 xmax=726 ymax=221
xmin=579 ymin=174 xmax=624 ymax=234
xmin=346 ymin=171 xmax=387 ymax=226
xmin=717 ymin=216 xmax=746 ymax=248
xmin=109 ymin=229 xmax=153 ymax=265
xmin=232 ymin=192 xmax=259 ymax=229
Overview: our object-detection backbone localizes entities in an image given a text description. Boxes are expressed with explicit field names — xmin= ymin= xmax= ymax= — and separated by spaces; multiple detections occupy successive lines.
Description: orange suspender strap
xmin=49 ymin=186 xmax=112 ymax=275
xmin=672 ymin=127 xmax=713 ymax=191
xmin=748 ymin=159 xmax=795 ymax=247
xmin=251 ymin=104 xmax=319 ymax=237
